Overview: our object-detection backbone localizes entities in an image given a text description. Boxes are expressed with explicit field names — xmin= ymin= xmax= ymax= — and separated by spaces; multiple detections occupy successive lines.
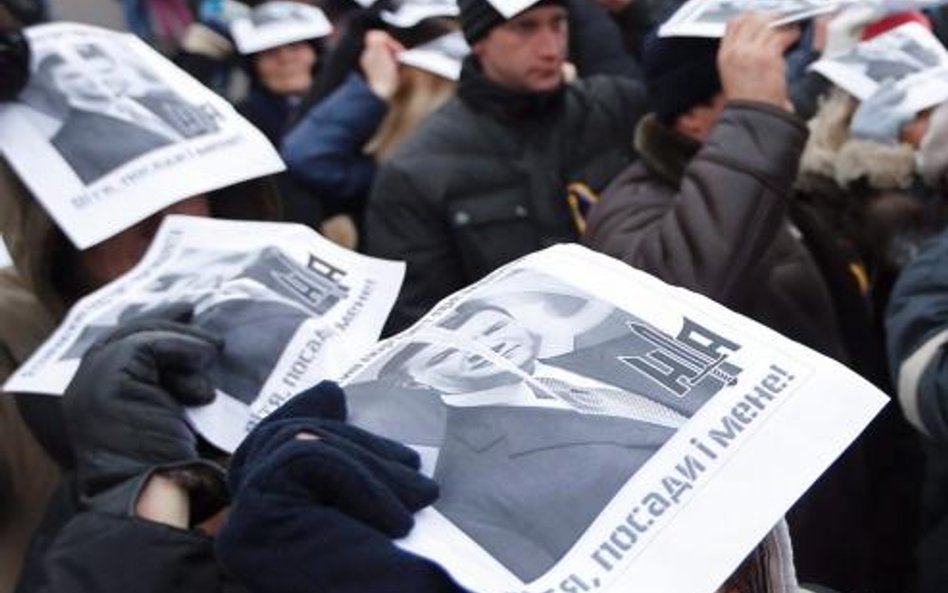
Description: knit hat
xmin=458 ymin=0 xmax=564 ymax=45
xmin=920 ymin=101 xmax=948 ymax=191
xmin=641 ymin=32 xmax=721 ymax=125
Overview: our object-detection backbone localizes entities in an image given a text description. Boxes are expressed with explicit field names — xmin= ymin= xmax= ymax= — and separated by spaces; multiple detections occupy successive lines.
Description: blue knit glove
xmin=850 ymin=80 xmax=914 ymax=144
xmin=218 ymin=382 xmax=467 ymax=593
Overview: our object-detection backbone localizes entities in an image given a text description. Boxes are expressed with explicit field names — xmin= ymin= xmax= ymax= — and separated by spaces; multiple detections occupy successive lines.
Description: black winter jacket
xmin=364 ymin=58 xmax=646 ymax=334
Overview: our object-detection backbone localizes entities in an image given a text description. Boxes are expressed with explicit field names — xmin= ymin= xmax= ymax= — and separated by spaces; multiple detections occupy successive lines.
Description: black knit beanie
xmin=641 ymin=32 xmax=722 ymax=125
xmin=458 ymin=0 xmax=566 ymax=45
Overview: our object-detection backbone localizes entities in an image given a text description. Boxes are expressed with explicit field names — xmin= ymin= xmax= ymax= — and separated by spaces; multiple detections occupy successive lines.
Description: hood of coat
xmin=0 ymin=158 xmax=282 ymax=318
xmin=797 ymin=87 xmax=916 ymax=194
xmin=632 ymin=112 xmax=701 ymax=187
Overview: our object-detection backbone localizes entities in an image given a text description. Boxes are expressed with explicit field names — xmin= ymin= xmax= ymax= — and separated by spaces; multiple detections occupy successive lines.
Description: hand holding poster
xmin=0 ymin=23 xmax=285 ymax=250
xmin=809 ymin=22 xmax=948 ymax=114
xmin=4 ymin=216 xmax=405 ymax=452
xmin=338 ymin=244 xmax=887 ymax=593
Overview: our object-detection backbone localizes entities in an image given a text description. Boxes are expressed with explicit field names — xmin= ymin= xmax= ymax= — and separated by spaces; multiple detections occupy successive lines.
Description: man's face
xmin=473 ymin=4 xmax=568 ymax=93
xmin=408 ymin=308 xmax=541 ymax=393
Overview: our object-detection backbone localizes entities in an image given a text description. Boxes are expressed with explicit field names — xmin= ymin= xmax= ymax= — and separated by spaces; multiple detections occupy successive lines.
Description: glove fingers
xmin=147 ymin=332 xmax=222 ymax=406
xmin=321 ymin=433 xmax=439 ymax=513
xmin=319 ymin=422 xmax=423 ymax=470
xmin=266 ymin=441 xmax=418 ymax=538
xmin=265 ymin=381 xmax=347 ymax=424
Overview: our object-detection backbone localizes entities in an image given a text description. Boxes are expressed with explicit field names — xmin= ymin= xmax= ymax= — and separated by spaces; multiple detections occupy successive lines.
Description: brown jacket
xmin=0 ymin=158 xmax=280 ymax=593
xmin=585 ymin=101 xmax=848 ymax=361
xmin=0 ymin=161 xmax=65 ymax=593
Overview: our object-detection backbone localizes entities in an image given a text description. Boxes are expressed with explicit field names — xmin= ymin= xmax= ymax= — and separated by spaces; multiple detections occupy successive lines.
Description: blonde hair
xmin=364 ymin=64 xmax=456 ymax=162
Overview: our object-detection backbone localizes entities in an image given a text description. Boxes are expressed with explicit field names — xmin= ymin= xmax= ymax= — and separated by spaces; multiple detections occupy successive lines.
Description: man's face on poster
xmin=85 ymin=52 xmax=131 ymax=97
xmin=50 ymin=50 xmax=127 ymax=106
xmin=407 ymin=308 xmax=541 ymax=393
xmin=51 ymin=58 xmax=114 ymax=105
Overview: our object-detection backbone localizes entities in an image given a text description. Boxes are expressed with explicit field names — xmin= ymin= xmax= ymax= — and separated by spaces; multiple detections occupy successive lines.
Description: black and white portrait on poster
xmin=659 ymin=0 xmax=846 ymax=37
xmin=346 ymin=269 xmax=745 ymax=583
xmin=29 ymin=41 xmax=221 ymax=184
xmin=810 ymin=23 xmax=948 ymax=111
xmin=0 ymin=23 xmax=284 ymax=250
xmin=59 ymin=245 xmax=348 ymax=404
xmin=336 ymin=244 xmax=886 ymax=593
xmin=4 ymin=216 xmax=406 ymax=452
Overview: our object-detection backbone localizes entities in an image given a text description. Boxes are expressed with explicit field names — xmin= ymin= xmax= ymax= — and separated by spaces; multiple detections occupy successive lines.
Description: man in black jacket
xmin=363 ymin=0 xmax=646 ymax=334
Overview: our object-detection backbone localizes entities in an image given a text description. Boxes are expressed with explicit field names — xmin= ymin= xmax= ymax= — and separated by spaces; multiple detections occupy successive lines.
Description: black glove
xmin=218 ymin=381 xmax=467 ymax=593
xmin=63 ymin=304 xmax=227 ymax=519
xmin=0 ymin=28 xmax=29 ymax=101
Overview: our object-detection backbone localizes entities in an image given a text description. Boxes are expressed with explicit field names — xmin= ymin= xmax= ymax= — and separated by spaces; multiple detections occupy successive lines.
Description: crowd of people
xmin=3 ymin=0 xmax=948 ymax=591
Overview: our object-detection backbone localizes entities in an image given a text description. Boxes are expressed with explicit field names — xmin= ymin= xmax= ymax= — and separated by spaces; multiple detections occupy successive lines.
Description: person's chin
xmin=527 ymin=73 xmax=564 ymax=93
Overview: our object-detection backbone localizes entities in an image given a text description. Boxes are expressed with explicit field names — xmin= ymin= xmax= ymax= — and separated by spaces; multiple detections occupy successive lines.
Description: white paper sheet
xmin=339 ymin=244 xmax=887 ymax=593
xmin=230 ymin=1 xmax=332 ymax=54
xmin=810 ymin=22 xmax=948 ymax=113
xmin=0 ymin=23 xmax=285 ymax=251
xmin=4 ymin=216 xmax=404 ymax=452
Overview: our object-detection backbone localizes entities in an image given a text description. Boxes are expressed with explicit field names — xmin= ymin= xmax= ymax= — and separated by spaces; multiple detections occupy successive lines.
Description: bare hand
xmin=717 ymin=12 xmax=801 ymax=110
xmin=359 ymin=30 xmax=404 ymax=101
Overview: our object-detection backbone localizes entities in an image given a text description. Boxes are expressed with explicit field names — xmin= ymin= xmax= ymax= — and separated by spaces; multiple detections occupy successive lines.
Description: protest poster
xmin=810 ymin=22 xmax=948 ymax=113
xmin=398 ymin=31 xmax=469 ymax=81
xmin=659 ymin=0 xmax=849 ymax=38
xmin=338 ymin=244 xmax=887 ymax=593
xmin=381 ymin=0 xmax=460 ymax=29
xmin=4 ymin=216 xmax=404 ymax=452
xmin=0 ymin=23 xmax=285 ymax=251
xmin=229 ymin=1 xmax=333 ymax=55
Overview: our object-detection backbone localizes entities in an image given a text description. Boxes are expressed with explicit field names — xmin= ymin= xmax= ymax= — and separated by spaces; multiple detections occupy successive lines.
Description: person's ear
xmin=673 ymin=109 xmax=709 ymax=141
xmin=472 ymin=38 xmax=487 ymax=59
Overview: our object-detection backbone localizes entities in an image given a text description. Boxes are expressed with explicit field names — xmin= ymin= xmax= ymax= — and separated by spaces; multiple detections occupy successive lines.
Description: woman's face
xmin=253 ymin=42 xmax=317 ymax=95
xmin=78 ymin=195 xmax=210 ymax=289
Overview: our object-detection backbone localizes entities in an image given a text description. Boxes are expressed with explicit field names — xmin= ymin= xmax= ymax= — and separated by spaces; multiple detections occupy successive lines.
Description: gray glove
xmin=64 ymin=304 xmax=227 ymax=521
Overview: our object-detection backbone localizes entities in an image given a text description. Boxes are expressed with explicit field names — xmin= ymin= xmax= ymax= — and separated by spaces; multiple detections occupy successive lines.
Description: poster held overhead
xmin=339 ymin=244 xmax=887 ymax=593
xmin=229 ymin=1 xmax=333 ymax=55
xmin=0 ymin=22 xmax=285 ymax=250
xmin=809 ymin=22 xmax=948 ymax=114
xmin=4 ymin=216 xmax=405 ymax=452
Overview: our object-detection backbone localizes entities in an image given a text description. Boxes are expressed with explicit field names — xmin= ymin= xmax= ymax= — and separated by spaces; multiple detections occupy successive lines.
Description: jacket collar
xmin=457 ymin=56 xmax=565 ymax=124
xmin=634 ymin=113 xmax=701 ymax=187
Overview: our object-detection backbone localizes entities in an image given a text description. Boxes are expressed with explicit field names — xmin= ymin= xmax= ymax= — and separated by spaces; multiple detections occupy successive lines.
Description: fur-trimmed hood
xmin=797 ymin=88 xmax=917 ymax=193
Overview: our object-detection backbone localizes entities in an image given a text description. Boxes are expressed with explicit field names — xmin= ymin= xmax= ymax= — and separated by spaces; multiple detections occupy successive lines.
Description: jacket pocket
xmin=445 ymin=192 xmax=542 ymax=280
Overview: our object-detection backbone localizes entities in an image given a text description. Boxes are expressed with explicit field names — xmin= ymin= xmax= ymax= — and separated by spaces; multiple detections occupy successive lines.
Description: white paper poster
xmin=5 ymin=216 xmax=405 ymax=452
xmin=339 ymin=244 xmax=887 ymax=593
xmin=810 ymin=22 xmax=948 ymax=113
xmin=0 ymin=23 xmax=285 ymax=250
